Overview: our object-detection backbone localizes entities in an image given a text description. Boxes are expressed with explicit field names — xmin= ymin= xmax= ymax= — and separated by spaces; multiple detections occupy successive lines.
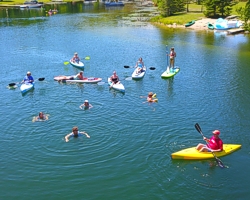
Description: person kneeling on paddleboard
xmin=110 ymin=71 xmax=120 ymax=86
xmin=135 ymin=57 xmax=144 ymax=74
xmin=196 ymin=130 xmax=223 ymax=152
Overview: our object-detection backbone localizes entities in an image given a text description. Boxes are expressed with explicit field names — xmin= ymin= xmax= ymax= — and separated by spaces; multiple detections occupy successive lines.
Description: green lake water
xmin=1 ymin=2 xmax=250 ymax=200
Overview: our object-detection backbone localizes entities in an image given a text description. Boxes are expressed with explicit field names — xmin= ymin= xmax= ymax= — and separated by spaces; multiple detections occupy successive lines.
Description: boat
xmin=66 ymin=77 xmax=102 ymax=84
xmin=161 ymin=67 xmax=180 ymax=78
xmin=171 ymin=144 xmax=241 ymax=160
xmin=108 ymin=78 xmax=125 ymax=92
xmin=105 ymin=1 xmax=125 ymax=7
xmin=20 ymin=1 xmax=43 ymax=8
xmin=54 ymin=75 xmax=73 ymax=81
xmin=207 ymin=22 xmax=214 ymax=30
xmin=185 ymin=20 xmax=195 ymax=27
xmin=20 ymin=82 xmax=34 ymax=94
xmin=131 ymin=66 xmax=146 ymax=79
xmin=214 ymin=18 xmax=242 ymax=30
xmin=69 ymin=60 xmax=84 ymax=70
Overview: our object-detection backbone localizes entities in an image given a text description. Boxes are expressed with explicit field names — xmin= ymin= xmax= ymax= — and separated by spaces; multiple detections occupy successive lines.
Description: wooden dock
xmin=227 ymin=28 xmax=245 ymax=35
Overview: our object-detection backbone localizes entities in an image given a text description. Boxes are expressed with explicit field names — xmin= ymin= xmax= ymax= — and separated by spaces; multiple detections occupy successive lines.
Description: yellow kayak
xmin=171 ymin=144 xmax=241 ymax=160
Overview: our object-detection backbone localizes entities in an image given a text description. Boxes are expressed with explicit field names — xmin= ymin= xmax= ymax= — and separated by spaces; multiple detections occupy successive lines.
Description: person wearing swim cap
xmin=79 ymin=100 xmax=93 ymax=109
xmin=196 ymin=130 xmax=223 ymax=152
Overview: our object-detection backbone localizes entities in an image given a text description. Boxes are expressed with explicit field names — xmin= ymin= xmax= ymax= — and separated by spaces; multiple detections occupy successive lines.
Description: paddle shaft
xmin=194 ymin=123 xmax=224 ymax=168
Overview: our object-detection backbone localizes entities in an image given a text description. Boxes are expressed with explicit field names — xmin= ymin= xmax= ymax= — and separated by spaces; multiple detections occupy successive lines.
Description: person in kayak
xmin=168 ymin=47 xmax=176 ymax=69
xmin=79 ymin=100 xmax=93 ymax=109
xmin=135 ymin=57 xmax=144 ymax=74
xmin=147 ymin=92 xmax=158 ymax=103
xmin=33 ymin=112 xmax=49 ymax=122
xmin=71 ymin=52 xmax=80 ymax=63
xmin=196 ymin=130 xmax=223 ymax=152
xmin=22 ymin=71 xmax=34 ymax=83
xmin=110 ymin=71 xmax=120 ymax=86
xmin=65 ymin=126 xmax=90 ymax=142
xmin=74 ymin=71 xmax=84 ymax=80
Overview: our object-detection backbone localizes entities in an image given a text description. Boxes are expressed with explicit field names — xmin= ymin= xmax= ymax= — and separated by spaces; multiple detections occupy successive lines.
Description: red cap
xmin=213 ymin=130 xmax=220 ymax=135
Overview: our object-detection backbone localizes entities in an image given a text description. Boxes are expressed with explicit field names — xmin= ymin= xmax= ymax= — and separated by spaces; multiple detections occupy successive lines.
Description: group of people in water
xmin=27 ymin=50 xmax=224 ymax=151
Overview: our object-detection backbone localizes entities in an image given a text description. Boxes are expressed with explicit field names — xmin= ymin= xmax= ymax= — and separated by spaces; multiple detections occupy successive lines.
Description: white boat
xmin=108 ymin=78 xmax=125 ymax=92
xmin=105 ymin=1 xmax=124 ymax=6
xmin=131 ymin=66 xmax=146 ymax=79
xmin=214 ymin=18 xmax=242 ymax=30
xmin=69 ymin=60 xmax=84 ymax=70
xmin=20 ymin=1 xmax=43 ymax=8
xmin=20 ymin=82 xmax=34 ymax=94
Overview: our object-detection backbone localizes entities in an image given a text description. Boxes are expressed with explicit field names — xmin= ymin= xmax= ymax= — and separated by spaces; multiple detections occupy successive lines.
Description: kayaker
xmin=79 ymin=100 xmax=93 ymax=109
xmin=147 ymin=92 xmax=158 ymax=103
xmin=22 ymin=71 xmax=34 ymax=83
xmin=65 ymin=126 xmax=90 ymax=142
xmin=74 ymin=71 xmax=84 ymax=80
xmin=33 ymin=112 xmax=48 ymax=122
xmin=135 ymin=57 xmax=144 ymax=74
xmin=71 ymin=52 xmax=80 ymax=63
xmin=168 ymin=47 xmax=176 ymax=69
xmin=110 ymin=71 xmax=120 ymax=86
xmin=196 ymin=130 xmax=223 ymax=152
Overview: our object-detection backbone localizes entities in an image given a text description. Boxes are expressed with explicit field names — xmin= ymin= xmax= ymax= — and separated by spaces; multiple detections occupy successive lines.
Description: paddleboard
xmin=161 ymin=67 xmax=180 ymax=78
xmin=108 ymin=78 xmax=125 ymax=92
xmin=171 ymin=144 xmax=241 ymax=160
xmin=66 ymin=77 xmax=102 ymax=84
xmin=132 ymin=66 xmax=147 ymax=79
xmin=69 ymin=60 xmax=84 ymax=70
xmin=20 ymin=82 xmax=34 ymax=94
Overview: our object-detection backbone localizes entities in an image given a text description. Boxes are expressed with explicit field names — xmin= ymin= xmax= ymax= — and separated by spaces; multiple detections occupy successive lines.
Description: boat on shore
xmin=207 ymin=22 xmax=214 ymax=30
xmin=214 ymin=18 xmax=242 ymax=30
xmin=20 ymin=1 xmax=43 ymax=8
xmin=105 ymin=1 xmax=124 ymax=7
xmin=185 ymin=20 xmax=195 ymax=27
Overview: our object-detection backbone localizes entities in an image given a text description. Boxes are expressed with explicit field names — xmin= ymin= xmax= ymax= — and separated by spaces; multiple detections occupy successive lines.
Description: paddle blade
xmin=125 ymin=77 xmax=132 ymax=81
xmin=149 ymin=67 xmax=155 ymax=70
xmin=9 ymin=83 xmax=16 ymax=87
xmin=38 ymin=78 xmax=45 ymax=81
xmin=124 ymin=66 xmax=130 ymax=68
xmin=64 ymin=61 xmax=69 ymax=65
xmin=195 ymin=123 xmax=202 ymax=134
xmin=97 ymin=82 xmax=105 ymax=85
xmin=85 ymin=56 xmax=90 ymax=60
xmin=216 ymin=157 xmax=225 ymax=168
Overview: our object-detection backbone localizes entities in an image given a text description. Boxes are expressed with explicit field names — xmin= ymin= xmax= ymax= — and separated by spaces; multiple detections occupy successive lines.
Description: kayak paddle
xmin=9 ymin=78 xmax=45 ymax=87
xmin=64 ymin=56 xmax=90 ymax=65
xmin=194 ymin=123 xmax=225 ymax=168
xmin=124 ymin=66 xmax=155 ymax=70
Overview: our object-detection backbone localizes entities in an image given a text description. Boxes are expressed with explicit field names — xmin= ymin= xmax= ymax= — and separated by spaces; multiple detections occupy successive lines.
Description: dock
xmin=227 ymin=28 xmax=245 ymax=35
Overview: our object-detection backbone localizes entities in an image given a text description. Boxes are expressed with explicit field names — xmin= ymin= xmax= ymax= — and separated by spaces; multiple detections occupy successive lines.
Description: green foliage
xmin=203 ymin=0 xmax=236 ymax=18
xmin=236 ymin=0 xmax=250 ymax=30
xmin=156 ymin=0 xmax=186 ymax=17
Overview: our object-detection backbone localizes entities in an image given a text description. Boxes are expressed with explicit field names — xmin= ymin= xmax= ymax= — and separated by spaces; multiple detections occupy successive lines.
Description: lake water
xmin=1 ymin=2 xmax=250 ymax=200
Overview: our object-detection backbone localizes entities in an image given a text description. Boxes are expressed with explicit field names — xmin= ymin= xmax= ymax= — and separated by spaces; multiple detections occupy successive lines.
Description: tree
xmin=236 ymin=0 xmax=250 ymax=30
xmin=154 ymin=0 xmax=186 ymax=17
xmin=203 ymin=0 xmax=236 ymax=18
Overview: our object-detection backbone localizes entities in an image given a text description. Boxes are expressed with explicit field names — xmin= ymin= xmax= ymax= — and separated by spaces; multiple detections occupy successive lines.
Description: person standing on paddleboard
xmin=168 ymin=47 xmax=176 ymax=69
xmin=196 ymin=130 xmax=223 ymax=152
xmin=65 ymin=126 xmax=90 ymax=142
xmin=71 ymin=52 xmax=80 ymax=63
xmin=22 ymin=71 xmax=34 ymax=83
